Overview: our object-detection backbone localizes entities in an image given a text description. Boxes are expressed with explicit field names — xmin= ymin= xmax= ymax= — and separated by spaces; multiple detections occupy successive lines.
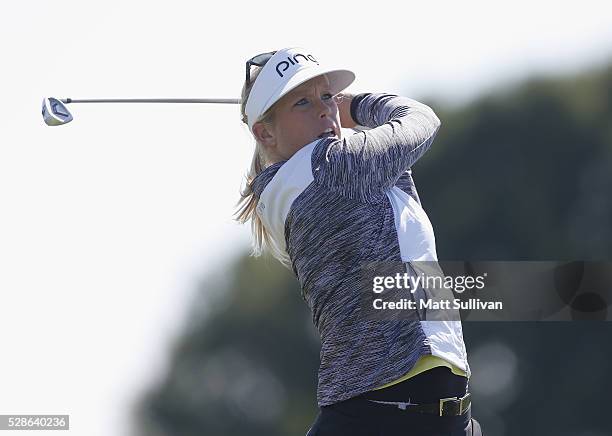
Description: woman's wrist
xmin=336 ymin=93 xmax=357 ymax=128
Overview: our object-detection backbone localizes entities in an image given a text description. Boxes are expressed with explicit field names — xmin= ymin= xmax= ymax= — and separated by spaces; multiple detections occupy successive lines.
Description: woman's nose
xmin=318 ymin=99 xmax=333 ymax=117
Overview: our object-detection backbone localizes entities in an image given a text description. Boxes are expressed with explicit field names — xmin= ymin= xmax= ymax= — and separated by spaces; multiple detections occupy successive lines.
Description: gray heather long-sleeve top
xmin=250 ymin=93 xmax=470 ymax=407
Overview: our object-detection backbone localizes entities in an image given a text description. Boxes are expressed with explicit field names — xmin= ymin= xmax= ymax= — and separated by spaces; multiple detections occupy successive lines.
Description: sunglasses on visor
xmin=246 ymin=51 xmax=277 ymax=84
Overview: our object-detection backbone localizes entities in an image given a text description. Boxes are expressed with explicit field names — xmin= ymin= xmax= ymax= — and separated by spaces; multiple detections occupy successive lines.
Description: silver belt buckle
xmin=439 ymin=392 xmax=471 ymax=416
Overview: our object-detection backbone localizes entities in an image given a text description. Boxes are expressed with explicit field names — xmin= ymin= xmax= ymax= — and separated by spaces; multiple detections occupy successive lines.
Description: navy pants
xmin=306 ymin=367 xmax=483 ymax=436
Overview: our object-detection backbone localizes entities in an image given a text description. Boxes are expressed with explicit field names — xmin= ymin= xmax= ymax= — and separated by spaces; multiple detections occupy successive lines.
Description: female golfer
xmin=235 ymin=47 xmax=481 ymax=436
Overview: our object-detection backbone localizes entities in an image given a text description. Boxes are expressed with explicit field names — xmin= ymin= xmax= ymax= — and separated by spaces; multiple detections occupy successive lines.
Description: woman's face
xmin=254 ymin=74 xmax=341 ymax=163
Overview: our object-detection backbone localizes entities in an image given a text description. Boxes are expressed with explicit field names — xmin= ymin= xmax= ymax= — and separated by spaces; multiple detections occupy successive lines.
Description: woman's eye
xmin=295 ymin=93 xmax=334 ymax=106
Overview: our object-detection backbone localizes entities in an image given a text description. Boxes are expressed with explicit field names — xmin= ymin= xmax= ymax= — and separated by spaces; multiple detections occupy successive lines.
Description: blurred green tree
xmin=134 ymin=254 xmax=320 ymax=436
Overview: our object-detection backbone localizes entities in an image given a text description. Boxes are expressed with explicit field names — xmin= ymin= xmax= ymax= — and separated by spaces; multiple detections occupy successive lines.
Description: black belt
xmin=367 ymin=392 xmax=471 ymax=416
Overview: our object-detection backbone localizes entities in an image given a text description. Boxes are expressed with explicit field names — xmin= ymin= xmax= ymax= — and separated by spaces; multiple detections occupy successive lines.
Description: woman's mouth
xmin=318 ymin=128 xmax=337 ymax=139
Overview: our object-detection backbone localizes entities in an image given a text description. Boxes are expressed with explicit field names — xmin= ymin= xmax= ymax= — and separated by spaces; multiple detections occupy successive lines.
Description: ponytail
xmin=233 ymin=64 xmax=291 ymax=268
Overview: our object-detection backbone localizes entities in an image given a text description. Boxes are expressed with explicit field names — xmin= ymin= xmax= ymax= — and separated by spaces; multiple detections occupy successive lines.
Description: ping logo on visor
xmin=274 ymin=53 xmax=319 ymax=78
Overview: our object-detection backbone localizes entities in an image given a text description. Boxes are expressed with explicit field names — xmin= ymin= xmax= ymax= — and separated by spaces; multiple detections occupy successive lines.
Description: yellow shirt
xmin=373 ymin=354 xmax=467 ymax=391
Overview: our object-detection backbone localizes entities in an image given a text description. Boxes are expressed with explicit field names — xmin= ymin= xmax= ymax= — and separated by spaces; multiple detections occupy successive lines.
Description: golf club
xmin=42 ymin=97 xmax=242 ymax=126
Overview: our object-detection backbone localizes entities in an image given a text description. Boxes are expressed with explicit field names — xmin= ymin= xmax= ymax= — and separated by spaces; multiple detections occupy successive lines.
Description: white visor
xmin=245 ymin=47 xmax=355 ymax=132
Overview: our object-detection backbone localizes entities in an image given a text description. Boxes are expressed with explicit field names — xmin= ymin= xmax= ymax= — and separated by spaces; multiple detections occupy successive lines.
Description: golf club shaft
xmin=61 ymin=98 xmax=241 ymax=104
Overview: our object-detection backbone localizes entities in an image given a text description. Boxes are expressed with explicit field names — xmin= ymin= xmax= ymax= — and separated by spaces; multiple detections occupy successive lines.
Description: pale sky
xmin=1 ymin=1 xmax=612 ymax=435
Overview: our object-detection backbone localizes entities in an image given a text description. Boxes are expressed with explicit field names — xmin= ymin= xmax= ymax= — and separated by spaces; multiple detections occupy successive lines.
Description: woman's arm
xmin=314 ymin=92 xmax=441 ymax=202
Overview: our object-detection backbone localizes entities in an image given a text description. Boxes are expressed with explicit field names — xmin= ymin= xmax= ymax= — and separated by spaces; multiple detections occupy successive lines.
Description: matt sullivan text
xmin=373 ymin=298 xmax=503 ymax=310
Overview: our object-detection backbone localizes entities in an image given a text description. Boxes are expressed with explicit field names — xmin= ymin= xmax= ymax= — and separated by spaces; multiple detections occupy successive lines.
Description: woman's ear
xmin=252 ymin=121 xmax=276 ymax=148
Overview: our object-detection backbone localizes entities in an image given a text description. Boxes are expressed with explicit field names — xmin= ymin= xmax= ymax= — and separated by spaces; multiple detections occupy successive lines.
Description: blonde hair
xmin=233 ymin=65 xmax=292 ymax=268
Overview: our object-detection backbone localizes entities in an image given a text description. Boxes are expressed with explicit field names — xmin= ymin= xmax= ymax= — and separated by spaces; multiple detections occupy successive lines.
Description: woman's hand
xmin=335 ymin=93 xmax=357 ymax=128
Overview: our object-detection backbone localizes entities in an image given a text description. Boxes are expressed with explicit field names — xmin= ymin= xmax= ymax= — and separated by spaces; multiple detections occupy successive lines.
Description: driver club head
xmin=42 ymin=97 xmax=73 ymax=126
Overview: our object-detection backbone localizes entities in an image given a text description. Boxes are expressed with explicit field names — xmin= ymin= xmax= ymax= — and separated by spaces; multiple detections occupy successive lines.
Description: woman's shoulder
xmin=250 ymin=161 xmax=285 ymax=198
